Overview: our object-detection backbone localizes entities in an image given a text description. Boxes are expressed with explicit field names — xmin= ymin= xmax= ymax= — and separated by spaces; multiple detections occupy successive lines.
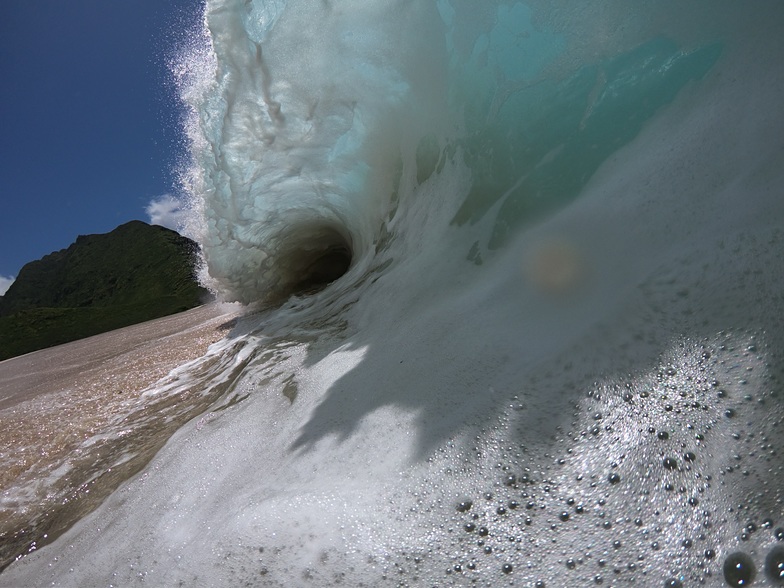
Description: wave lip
xmin=181 ymin=0 xmax=446 ymax=305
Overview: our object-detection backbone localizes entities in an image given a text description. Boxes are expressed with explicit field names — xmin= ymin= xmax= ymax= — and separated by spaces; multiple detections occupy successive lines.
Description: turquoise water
xmin=3 ymin=1 xmax=784 ymax=586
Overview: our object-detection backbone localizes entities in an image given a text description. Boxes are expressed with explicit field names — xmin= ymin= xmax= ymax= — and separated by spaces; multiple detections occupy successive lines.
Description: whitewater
xmin=2 ymin=0 xmax=784 ymax=586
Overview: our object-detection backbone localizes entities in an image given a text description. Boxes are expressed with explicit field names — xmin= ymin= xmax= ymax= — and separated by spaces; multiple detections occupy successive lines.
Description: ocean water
xmin=3 ymin=0 xmax=784 ymax=586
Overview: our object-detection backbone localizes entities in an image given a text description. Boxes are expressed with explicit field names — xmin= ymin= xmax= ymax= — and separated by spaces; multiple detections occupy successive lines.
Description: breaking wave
xmin=3 ymin=1 xmax=784 ymax=586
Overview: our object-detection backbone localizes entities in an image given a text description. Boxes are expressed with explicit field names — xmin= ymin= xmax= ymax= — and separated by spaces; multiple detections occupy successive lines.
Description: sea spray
xmin=2 ymin=1 xmax=784 ymax=586
xmin=183 ymin=0 xmax=451 ymax=304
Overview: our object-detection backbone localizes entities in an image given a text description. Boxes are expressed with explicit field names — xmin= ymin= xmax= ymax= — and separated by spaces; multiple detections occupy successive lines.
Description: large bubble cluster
xmin=363 ymin=333 xmax=784 ymax=587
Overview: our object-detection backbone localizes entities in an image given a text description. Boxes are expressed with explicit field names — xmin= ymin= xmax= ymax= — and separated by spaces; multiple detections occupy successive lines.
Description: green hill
xmin=0 ymin=221 xmax=212 ymax=360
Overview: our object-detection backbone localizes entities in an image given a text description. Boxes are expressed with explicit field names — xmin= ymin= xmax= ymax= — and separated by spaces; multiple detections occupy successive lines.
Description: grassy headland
xmin=0 ymin=221 xmax=211 ymax=360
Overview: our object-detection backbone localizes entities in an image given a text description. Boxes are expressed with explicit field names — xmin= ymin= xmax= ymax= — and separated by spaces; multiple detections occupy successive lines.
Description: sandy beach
xmin=0 ymin=303 xmax=238 ymax=411
xmin=0 ymin=303 xmax=240 ymax=568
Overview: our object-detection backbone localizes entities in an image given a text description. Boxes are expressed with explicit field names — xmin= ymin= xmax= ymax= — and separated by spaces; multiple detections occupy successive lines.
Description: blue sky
xmin=0 ymin=1 xmax=204 ymax=294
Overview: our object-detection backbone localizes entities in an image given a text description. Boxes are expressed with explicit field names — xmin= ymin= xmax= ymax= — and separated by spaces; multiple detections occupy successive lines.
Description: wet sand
xmin=0 ymin=302 xmax=241 ymax=567
xmin=0 ymin=302 xmax=240 ymax=486
xmin=0 ymin=303 xmax=238 ymax=411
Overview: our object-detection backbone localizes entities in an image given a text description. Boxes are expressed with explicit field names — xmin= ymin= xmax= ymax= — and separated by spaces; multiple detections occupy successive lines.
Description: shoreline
xmin=0 ymin=302 xmax=241 ymax=570
xmin=0 ymin=303 xmax=239 ymax=410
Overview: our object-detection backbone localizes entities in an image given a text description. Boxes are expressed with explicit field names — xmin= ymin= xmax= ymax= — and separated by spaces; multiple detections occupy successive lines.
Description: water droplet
xmin=560 ymin=512 xmax=570 ymax=522
xmin=775 ymin=527 xmax=784 ymax=541
xmin=723 ymin=551 xmax=756 ymax=586
xmin=658 ymin=431 xmax=670 ymax=440
xmin=764 ymin=545 xmax=784 ymax=583
xmin=502 ymin=563 xmax=513 ymax=574
xmin=664 ymin=579 xmax=683 ymax=588
xmin=608 ymin=473 xmax=621 ymax=484
xmin=663 ymin=457 xmax=679 ymax=470
xmin=456 ymin=500 xmax=473 ymax=512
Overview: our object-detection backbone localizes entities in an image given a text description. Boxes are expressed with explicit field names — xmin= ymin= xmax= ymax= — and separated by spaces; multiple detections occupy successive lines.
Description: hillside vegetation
xmin=0 ymin=221 xmax=211 ymax=360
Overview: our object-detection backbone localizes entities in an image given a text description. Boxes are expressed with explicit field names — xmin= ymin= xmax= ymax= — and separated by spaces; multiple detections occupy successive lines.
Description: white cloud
xmin=146 ymin=194 xmax=188 ymax=231
xmin=0 ymin=275 xmax=15 ymax=296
